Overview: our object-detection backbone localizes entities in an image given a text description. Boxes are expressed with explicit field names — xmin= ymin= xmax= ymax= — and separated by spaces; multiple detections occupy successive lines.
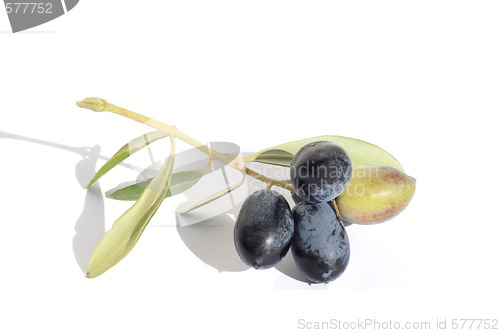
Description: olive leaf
xmin=245 ymin=149 xmax=294 ymax=167
xmin=108 ymin=169 xmax=205 ymax=201
xmin=85 ymin=130 xmax=168 ymax=188
xmin=177 ymin=174 xmax=247 ymax=215
xmin=86 ymin=137 xmax=175 ymax=278
xmin=244 ymin=135 xmax=404 ymax=172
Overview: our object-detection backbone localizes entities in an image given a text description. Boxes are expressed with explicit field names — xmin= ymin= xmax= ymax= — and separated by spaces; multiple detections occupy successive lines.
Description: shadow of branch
xmin=72 ymin=145 xmax=105 ymax=274
xmin=0 ymin=131 xmax=109 ymax=275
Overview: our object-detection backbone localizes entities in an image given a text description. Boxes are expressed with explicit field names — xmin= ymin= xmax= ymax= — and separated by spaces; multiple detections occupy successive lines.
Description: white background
xmin=1 ymin=1 xmax=499 ymax=332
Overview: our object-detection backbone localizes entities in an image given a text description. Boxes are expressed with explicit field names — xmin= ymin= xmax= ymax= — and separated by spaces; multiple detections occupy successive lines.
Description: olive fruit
xmin=234 ymin=189 xmax=294 ymax=269
xmin=291 ymin=201 xmax=350 ymax=283
xmin=336 ymin=166 xmax=416 ymax=224
xmin=292 ymin=192 xmax=351 ymax=227
xmin=290 ymin=141 xmax=352 ymax=204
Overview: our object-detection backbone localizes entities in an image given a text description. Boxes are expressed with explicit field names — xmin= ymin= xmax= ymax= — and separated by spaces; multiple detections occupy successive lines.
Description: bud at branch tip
xmin=76 ymin=97 xmax=107 ymax=112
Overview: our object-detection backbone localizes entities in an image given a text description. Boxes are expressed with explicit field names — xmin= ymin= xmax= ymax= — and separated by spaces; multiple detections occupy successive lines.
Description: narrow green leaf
xmin=85 ymin=130 xmax=168 ymax=188
xmin=108 ymin=169 xmax=205 ymax=201
xmin=86 ymin=140 xmax=175 ymax=278
xmin=177 ymin=174 xmax=246 ymax=215
xmin=245 ymin=135 xmax=404 ymax=172
xmin=245 ymin=149 xmax=294 ymax=167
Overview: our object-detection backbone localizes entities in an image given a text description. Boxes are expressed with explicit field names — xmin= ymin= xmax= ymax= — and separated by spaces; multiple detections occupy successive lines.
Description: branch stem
xmin=77 ymin=97 xmax=294 ymax=191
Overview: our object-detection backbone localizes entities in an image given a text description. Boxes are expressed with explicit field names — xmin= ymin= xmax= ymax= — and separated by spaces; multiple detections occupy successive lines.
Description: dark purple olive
xmin=290 ymin=141 xmax=352 ymax=204
xmin=234 ymin=189 xmax=294 ymax=269
xmin=291 ymin=201 xmax=350 ymax=283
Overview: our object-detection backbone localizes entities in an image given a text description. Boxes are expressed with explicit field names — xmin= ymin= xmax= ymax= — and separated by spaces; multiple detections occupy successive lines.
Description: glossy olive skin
xmin=291 ymin=201 xmax=350 ymax=283
xmin=292 ymin=192 xmax=351 ymax=227
xmin=290 ymin=141 xmax=352 ymax=204
xmin=234 ymin=189 xmax=294 ymax=269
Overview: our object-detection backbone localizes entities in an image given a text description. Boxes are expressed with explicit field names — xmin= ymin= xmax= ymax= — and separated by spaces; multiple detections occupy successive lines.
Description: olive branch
xmin=77 ymin=97 xmax=407 ymax=278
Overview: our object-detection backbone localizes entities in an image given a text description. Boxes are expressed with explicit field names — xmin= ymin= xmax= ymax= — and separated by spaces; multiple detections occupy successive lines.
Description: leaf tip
xmin=84 ymin=178 xmax=97 ymax=189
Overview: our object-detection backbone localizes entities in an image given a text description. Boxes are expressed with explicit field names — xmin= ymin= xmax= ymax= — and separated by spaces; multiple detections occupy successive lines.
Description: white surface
xmin=1 ymin=1 xmax=499 ymax=332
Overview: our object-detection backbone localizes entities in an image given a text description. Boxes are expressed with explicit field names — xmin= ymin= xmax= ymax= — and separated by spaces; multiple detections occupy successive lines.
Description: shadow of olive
xmin=274 ymin=249 xmax=310 ymax=284
xmin=176 ymin=213 xmax=249 ymax=272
